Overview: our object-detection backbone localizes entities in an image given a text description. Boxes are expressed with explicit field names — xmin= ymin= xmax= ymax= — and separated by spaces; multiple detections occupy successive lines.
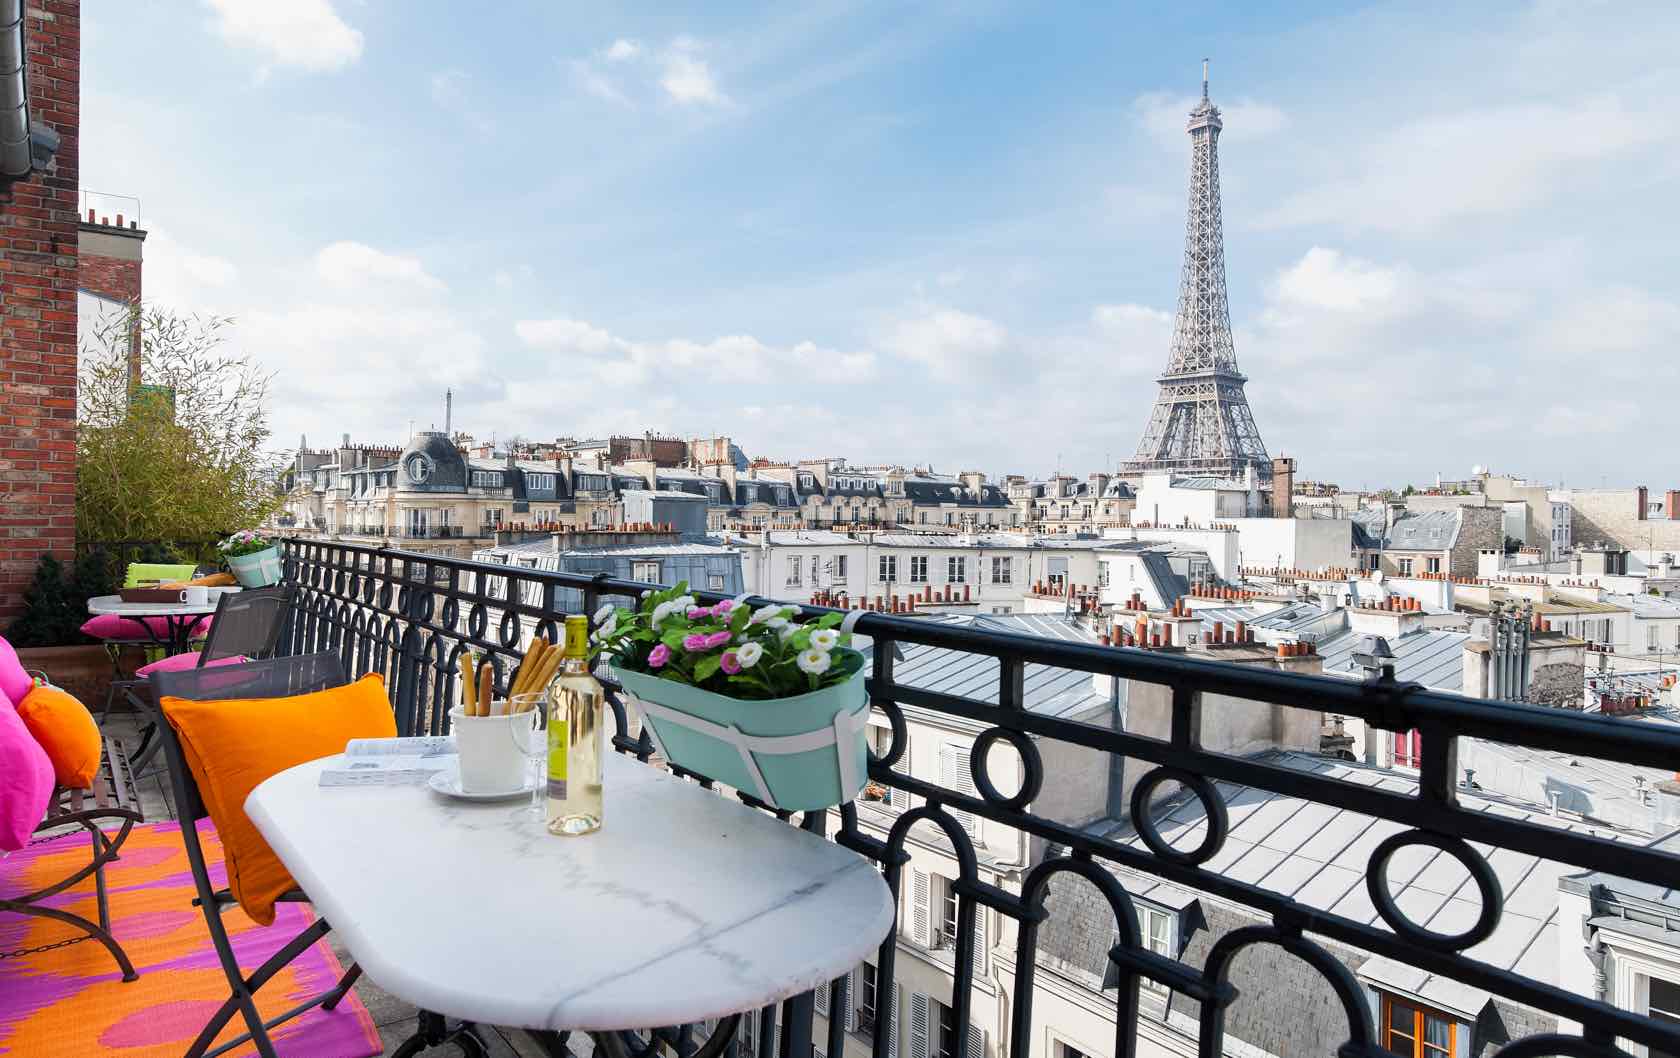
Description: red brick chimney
xmin=1270 ymin=457 xmax=1295 ymax=518
xmin=78 ymin=205 xmax=147 ymax=385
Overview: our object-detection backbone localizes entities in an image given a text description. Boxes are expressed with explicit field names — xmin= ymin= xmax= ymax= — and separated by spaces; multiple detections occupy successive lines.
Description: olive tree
xmin=77 ymin=305 xmax=286 ymax=548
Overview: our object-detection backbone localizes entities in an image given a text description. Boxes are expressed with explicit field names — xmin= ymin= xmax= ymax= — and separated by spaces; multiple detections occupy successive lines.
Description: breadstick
xmin=476 ymin=663 xmax=494 ymax=717
xmin=513 ymin=637 xmax=553 ymax=698
xmin=524 ymin=645 xmax=563 ymax=700
xmin=460 ymin=653 xmax=477 ymax=715
xmin=508 ymin=639 xmax=540 ymax=699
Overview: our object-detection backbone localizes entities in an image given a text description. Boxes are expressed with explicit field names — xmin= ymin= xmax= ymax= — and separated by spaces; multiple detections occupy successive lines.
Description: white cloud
xmin=514 ymin=317 xmax=875 ymax=387
xmin=1262 ymin=94 xmax=1675 ymax=232
xmin=569 ymin=36 xmax=729 ymax=108
xmin=315 ymin=242 xmax=446 ymax=292
xmin=879 ymin=308 xmax=1006 ymax=374
xmin=660 ymin=43 xmax=727 ymax=106
xmin=202 ymin=0 xmax=362 ymax=73
xmin=1269 ymin=247 xmax=1405 ymax=312
xmin=1132 ymin=91 xmax=1288 ymax=146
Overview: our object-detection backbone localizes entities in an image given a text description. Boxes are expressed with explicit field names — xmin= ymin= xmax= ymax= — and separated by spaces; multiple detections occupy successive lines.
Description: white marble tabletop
xmin=86 ymin=593 xmax=223 ymax=618
xmin=246 ymin=752 xmax=895 ymax=1032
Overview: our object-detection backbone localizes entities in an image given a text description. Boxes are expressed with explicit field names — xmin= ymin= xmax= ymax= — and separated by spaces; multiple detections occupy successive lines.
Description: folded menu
xmin=318 ymin=735 xmax=456 ymax=787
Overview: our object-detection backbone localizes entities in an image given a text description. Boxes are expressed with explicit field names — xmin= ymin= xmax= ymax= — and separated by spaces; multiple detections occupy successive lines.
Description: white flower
xmin=796 ymin=648 xmax=832 ymax=675
xmin=594 ymin=603 xmax=616 ymax=625
xmin=749 ymin=604 xmax=787 ymax=626
xmin=597 ymin=613 xmax=618 ymax=639
xmin=809 ymin=628 xmax=839 ymax=651
xmin=778 ymin=624 xmax=800 ymax=642
xmin=768 ymin=616 xmax=790 ymax=631
xmin=651 ymin=601 xmax=681 ymax=626
xmin=736 ymin=641 xmax=764 ymax=668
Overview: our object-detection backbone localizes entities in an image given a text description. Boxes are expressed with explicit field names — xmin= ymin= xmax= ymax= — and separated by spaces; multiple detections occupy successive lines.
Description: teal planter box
xmin=611 ymin=663 xmax=870 ymax=812
xmin=227 ymin=545 xmax=282 ymax=587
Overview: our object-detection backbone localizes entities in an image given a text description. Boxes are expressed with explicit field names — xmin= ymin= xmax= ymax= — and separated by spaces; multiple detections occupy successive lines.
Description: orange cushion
xmin=17 ymin=685 xmax=102 ymax=788
xmin=160 ymin=673 xmax=396 ymax=926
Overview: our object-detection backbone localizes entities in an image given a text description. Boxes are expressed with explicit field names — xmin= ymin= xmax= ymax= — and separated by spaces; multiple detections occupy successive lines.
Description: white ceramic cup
xmin=183 ymin=586 xmax=210 ymax=607
xmin=449 ymin=704 xmax=539 ymax=793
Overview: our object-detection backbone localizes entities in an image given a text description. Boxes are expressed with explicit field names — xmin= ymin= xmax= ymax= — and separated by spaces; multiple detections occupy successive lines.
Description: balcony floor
xmin=95 ymin=713 xmax=565 ymax=1058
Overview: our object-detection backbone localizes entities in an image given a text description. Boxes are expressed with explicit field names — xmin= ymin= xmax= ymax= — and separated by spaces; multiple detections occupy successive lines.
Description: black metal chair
xmin=150 ymin=653 xmax=364 ymax=1058
xmin=126 ymin=585 xmax=295 ymax=775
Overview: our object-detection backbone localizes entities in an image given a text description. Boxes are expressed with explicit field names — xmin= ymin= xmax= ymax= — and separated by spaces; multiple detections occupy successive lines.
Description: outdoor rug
xmin=0 ymin=818 xmax=381 ymax=1057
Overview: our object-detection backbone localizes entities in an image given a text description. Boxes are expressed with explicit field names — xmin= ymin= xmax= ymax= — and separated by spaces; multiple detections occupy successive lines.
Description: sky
xmin=80 ymin=1 xmax=1680 ymax=489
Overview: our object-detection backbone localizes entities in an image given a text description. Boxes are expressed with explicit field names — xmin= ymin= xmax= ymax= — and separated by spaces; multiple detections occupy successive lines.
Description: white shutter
xmin=772 ymin=1023 xmax=780 ymax=1058
xmin=939 ymin=746 xmax=977 ymax=837
xmin=972 ymin=905 xmax=987 ymax=978
xmin=815 ymin=979 xmax=830 ymax=1019
xmin=909 ymin=993 xmax=929 ymax=1058
xmin=910 ymin=869 xmax=931 ymax=946
xmin=888 ymin=982 xmax=901 ymax=1058
xmin=845 ymin=969 xmax=858 ymax=1033
xmin=966 ymin=1025 xmax=985 ymax=1058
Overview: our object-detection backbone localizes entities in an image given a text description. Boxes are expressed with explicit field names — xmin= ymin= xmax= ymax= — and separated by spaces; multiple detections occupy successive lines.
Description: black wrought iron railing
xmin=279 ymin=538 xmax=1680 ymax=1058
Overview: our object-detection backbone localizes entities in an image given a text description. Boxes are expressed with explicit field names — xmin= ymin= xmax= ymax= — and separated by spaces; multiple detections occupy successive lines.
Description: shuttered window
xmin=939 ymin=744 xmax=979 ymax=840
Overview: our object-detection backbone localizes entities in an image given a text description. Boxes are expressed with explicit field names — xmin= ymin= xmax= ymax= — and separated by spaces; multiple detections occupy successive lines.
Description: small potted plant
xmin=592 ymin=584 xmax=869 ymax=811
xmin=219 ymin=529 xmax=282 ymax=587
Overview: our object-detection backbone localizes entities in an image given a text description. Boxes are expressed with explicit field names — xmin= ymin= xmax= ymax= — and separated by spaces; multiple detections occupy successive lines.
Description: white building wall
xmin=1227 ymin=517 xmax=1353 ymax=573
xmin=1107 ymin=527 xmax=1240 ymax=582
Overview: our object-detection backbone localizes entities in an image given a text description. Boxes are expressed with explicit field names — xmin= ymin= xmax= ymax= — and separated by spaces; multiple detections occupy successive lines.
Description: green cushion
xmin=124 ymin=562 xmax=199 ymax=587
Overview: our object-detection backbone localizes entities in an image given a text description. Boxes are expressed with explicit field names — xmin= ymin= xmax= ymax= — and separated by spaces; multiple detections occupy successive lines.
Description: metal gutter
xmin=0 ymin=0 xmax=33 ymax=180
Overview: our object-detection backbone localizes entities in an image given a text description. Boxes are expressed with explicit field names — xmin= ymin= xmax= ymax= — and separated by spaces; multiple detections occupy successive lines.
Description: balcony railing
xmin=277 ymin=538 xmax=1680 ymax=1058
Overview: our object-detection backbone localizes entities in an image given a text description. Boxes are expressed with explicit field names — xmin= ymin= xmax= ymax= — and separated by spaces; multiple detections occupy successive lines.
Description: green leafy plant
xmin=5 ymin=550 xmax=123 ymax=647
xmin=591 ymin=582 xmax=863 ymax=699
xmin=76 ymin=305 xmax=286 ymax=545
xmin=218 ymin=529 xmax=276 ymax=558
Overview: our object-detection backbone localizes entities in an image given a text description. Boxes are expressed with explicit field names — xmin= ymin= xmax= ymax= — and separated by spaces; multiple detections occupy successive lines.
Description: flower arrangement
xmin=218 ymin=529 xmax=276 ymax=559
xmin=591 ymin=582 xmax=863 ymax=699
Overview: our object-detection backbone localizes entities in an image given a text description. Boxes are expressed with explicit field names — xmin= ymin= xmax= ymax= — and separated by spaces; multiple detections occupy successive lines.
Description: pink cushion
xmin=0 ymin=636 xmax=30 ymax=705
xmin=81 ymin=614 xmax=214 ymax=641
xmin=136 ymin=651 xmax=249 ymax=677
xmin=0 ymin=691 xmax=54 ymax=851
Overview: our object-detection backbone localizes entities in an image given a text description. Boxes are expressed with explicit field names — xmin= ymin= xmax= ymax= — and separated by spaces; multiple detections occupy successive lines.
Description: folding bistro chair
xmin=126 ymin=585 xmax=295 ymax=775
xmin=150 ymin=653 xmax=364 ymax=1058
xmin=94 ymin=560 xmax=203 ymax=723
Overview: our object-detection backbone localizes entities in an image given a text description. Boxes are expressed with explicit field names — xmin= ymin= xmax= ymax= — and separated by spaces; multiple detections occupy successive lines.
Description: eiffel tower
xmin=1122 ymin=61 xmax=1271 ymax=481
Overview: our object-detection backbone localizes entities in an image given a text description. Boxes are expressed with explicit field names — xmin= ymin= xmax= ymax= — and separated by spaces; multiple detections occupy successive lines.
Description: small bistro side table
xmin=247 ymin=751 xmax=896 ymax=1057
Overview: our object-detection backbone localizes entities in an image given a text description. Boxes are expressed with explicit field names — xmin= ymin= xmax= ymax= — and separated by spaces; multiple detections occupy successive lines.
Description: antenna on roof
xmin=1202 ymin=57 xmax=1210 ymax=100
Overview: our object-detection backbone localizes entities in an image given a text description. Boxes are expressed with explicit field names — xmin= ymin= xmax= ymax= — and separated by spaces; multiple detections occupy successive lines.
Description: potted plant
xmin=592 ymin=584 xmax=870 ymax=811
xmin=219 ymin=530 xmax=282 ymax=587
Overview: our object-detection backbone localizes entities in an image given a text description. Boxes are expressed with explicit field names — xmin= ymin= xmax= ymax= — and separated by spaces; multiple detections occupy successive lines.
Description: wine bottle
xmin=547 ymin=613 xmax=604 ymax=835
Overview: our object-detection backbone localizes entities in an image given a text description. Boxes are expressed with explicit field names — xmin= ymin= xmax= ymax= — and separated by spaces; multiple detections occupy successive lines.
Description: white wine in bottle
xmin=547 ymin=614 xmax=603 ymax=835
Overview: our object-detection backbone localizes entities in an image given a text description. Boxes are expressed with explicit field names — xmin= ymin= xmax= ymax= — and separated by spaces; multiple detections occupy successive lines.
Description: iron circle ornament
xmin=1365 ymin=829 xmax=1502 ymax=952
xmin=1129 ymin=766 xmax=1229 ymax=866
xmin=969 ymin=726 xmax=1042 ymax=812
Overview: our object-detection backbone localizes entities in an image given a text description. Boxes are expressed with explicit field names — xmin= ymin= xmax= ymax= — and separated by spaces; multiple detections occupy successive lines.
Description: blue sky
xmin=82 ymin=1 xmax=1680 ymax=488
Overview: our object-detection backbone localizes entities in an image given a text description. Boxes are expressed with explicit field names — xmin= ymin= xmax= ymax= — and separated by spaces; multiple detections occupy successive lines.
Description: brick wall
xmin=76 ymin=227 xmax=141 ymax=302
xmin=1450 ymin=506 xmax=1506 ymax=577
xmin=0 ymin=1 xmax=80 ymax=622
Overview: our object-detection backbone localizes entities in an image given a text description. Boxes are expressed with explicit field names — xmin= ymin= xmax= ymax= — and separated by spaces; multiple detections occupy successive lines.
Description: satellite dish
xmin=1471 ymin=465 xmax=1486 ymax=476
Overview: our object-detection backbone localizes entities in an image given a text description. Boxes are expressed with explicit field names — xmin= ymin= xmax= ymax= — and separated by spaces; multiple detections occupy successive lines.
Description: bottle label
xmin=547 ymin=718 xmax=568 ymax=799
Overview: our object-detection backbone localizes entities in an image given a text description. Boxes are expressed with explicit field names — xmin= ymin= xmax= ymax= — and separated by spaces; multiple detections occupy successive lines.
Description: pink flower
xmin=714 ymin=600 xmax=735 ymax=614
xmin=682 ymin=634 xmax=708 ymax=651
xmin=720 ymin=651 xmax=742 ymax=675
xmin=649 ymin=644 xmax=671 ymax=668
xmin=703 ymin=630 xmax=732 ymax=649
xmin=687 ymin=605 xmax=712 ymax=618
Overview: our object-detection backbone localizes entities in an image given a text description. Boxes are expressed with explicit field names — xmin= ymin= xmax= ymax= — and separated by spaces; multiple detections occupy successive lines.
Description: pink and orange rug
xmin=0 ymin=818 xmax=381 ymax=1057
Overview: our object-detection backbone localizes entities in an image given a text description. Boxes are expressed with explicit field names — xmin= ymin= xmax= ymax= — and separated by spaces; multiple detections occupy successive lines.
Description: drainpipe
xmin=1 ymin=0 xmax=34 ymax=180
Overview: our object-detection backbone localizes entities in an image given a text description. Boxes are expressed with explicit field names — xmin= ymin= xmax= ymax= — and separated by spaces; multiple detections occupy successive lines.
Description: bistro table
xmin=246 ymin=750 xmax=897 ymax=1058
xmin=86 ymin=593 xmax=222 ymax=656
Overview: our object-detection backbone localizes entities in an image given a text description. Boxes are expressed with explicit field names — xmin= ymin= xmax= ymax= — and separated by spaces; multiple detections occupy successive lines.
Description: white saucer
xmin=426 ymin=768 xmax=541 ymax=802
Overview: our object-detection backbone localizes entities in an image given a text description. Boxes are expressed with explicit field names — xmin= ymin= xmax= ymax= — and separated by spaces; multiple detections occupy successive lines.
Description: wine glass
xmin=508 ymin=691 xmax=548 ymax=820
